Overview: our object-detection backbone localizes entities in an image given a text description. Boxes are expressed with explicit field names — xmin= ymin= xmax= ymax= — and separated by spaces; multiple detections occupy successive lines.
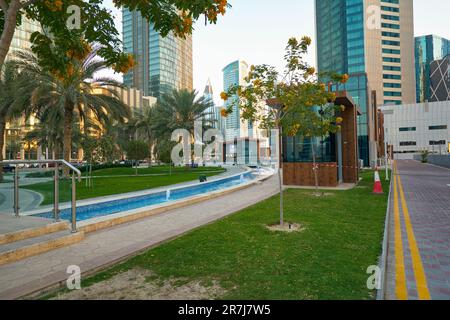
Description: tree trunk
xmin=148 ymin=141 xmax=152 ymax=168
xmin=278 ymin=125 xmax=284 ymax=226
xmin=311 ymin=139 xmax=320 ymax=196
xmin=0 ymin=1 xmax=21 ymax=68
xmin=0 ymin=121 xmax=6 ymax=182
xmin=63 ymin=102 xmax=74 ymax=176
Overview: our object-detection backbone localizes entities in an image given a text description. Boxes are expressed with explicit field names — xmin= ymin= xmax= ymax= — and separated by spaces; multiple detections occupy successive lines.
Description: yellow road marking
xmin=397 ymin=171 xmax=431 ymax=300
xmin=393 ymin=161 xmax=408 ymax=300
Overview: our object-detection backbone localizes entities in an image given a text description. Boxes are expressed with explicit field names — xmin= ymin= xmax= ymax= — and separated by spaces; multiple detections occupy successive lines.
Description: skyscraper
xmin=415 ymin=35 xmax=450 ymax=103
xmin=223 ymin=60 xmax=249 ymax=141
xmin=315 ymin=0 xmax=416 ymax=166
xmin=429 ymin=55 xmax=450 ymax=102
xmin=122 ymin=9 xmax=193 ymax=100
xmin=203 ymin=79 xmax=218 ymax=127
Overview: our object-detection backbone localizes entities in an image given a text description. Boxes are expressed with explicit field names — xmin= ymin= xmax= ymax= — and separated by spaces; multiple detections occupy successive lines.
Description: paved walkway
xmin=0 ymin=175 xmax=279 ymax=299
xmin=385 ymin=160 xmax=450 ymax=300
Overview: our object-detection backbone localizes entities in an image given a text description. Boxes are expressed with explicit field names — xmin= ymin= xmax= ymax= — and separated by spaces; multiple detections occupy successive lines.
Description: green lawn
xmin=25 ymin=166 xmax=225 ymax=205
xmin=48 ymin=170 xmax=389 ymax=300
xmin=91 ymin=165 xmax=225 ymax=176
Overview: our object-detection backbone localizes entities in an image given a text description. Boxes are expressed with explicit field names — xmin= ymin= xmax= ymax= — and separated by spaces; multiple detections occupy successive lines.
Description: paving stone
xmin=385 ymin=160 xmax=450 ymax=300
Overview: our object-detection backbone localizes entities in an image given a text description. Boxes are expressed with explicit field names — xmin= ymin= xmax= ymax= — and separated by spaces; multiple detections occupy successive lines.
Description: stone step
xmin=0 ymin=230 xmax=85 ymax=266
xmin=0 ymin=220 xmax=70 ymax=245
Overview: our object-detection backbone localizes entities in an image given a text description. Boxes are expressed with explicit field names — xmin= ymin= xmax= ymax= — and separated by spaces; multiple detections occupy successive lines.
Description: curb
xmin=377 ymin=167 xmax=394 ymax=300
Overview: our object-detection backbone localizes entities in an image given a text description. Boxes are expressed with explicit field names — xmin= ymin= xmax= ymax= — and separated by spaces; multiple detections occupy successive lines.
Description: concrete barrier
xmin=414 ymin=154 xmax=450 ymax=169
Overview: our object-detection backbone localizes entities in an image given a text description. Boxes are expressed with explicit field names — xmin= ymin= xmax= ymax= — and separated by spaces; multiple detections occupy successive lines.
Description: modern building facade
xmin=380 ymin=101 xmax=450 ymax=159
xmin=222 ymin=60 xmax=249 ymax=141
xmin=203 ymin=79 xmax=216 ymax=123
xmin=429 ymin=55 xmax=450 ymax=102
xmin=122 ymin=9 xmax=193 ymax=100
xmin=415 ymin=35 xmax=450 ymax=103
xmin=3 ymin=16 xmax=42 ymax=160
xmin=315 ymin=0 xmax=416 ymax=166
xmin=283 ymin=92 xmax=360 ymax=187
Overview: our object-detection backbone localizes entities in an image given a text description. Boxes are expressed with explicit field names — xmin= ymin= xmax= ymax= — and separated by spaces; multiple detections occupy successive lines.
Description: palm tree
xmin=16 ymin=47 xmax=131 ymax=174
xmin=0 ymin=59 xmax=35 ymax=180
xmin=23 ymin=108 xmax=97 ymax=160
xmin=153 ymin=89 xmax=215 ymax=164
xmin=132 ymin=105 xmax=157 ymax=166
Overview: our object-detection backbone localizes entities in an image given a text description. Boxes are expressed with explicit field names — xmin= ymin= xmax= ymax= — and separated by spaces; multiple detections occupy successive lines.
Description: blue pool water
xmin=34 ymin=172 xmax=255 ymax=222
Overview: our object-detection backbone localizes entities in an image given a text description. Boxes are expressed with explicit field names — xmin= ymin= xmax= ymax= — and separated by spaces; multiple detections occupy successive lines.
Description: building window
xmin=429 ymin=125 xmax=447 ymax=130
xmin=399 ymin=127 xmax=416 ymax=132
xmin=430 ymin=140 xmax=446 ymax=146
xmin=399 ymin=141 xmax=417 ymax=146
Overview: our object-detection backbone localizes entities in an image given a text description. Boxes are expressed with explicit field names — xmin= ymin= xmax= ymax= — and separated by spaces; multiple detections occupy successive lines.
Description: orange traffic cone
xmin=373 ymin=168 xmax=384 ymax=195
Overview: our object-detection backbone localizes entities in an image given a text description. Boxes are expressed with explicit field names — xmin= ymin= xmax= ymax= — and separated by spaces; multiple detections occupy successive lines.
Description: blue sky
xmin=104 ymin=0 xmax=450 ymax=103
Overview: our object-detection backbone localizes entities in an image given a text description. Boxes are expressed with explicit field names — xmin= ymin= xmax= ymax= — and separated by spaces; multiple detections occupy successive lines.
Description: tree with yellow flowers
xmin=0 ymin=0 xmax=230 ymax=68
xmin=223 ymin=36 xmax=346 ymax=226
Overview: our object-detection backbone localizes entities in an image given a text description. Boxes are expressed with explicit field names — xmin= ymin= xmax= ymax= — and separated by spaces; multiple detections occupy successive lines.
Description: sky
xmin=104 ymin=0 xmax=450 ymax=104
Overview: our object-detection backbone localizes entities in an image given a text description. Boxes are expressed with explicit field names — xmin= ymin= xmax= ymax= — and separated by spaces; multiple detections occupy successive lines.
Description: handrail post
xmin=71 ymin=173 xmax=77 ymax=233
xmin=13 ymin=166 xmax=20 ymax=217
xmin=54 ymin=164 xmax=60 ymax=222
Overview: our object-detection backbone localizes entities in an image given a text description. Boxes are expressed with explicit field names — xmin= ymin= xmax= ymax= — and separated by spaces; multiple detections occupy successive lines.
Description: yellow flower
xmin=301 ymin=36 xmax=312 ymax=46
xmin=253 ymin=79 xmax=261 ymax=86
xmin=220 ymin=108 xmax=229 ymax=118
xmin=220 ymin=92 xmax=229 ymax=101
xmin=340 ymin=74 xmax=349 ymax=84
xmin=336 ymin=117 xmax=344 ymax=124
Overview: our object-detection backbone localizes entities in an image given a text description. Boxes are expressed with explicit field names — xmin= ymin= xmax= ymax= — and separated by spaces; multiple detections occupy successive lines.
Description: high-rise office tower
xmin=122 ymin=9 xmax=193 ymax=100
xmin=429 ymin=55 xmax=450 ymax=102
xmin=415 ymin=35 xmax=450 ymax=103
xmin=203 ymin=79 xmax=217 ymax=126
xmin=223 ymin=60 xmax=249 ymax=141
xmin=315 ymin=0 xmax=415 ymax=166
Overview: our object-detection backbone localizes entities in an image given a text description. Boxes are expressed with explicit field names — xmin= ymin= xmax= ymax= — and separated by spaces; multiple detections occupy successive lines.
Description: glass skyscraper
xmin=315 ymin=0 xmax=415 ymax=166
xmin=223 ymin=60 xmax=249 ymax=141
xmin=122 ymin=9 xmax=193 ymax=100
xmin=316 ymin=0 xmax=369 ymax=165
xmin=415 ymin=35 xmax=450 ymax=103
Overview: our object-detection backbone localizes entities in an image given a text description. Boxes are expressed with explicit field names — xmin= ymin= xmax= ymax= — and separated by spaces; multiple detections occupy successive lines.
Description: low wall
xmin=413 ymin=154 xmax=450 ymax=169
xmin=283 ymin=162 xmax=338 ymax=187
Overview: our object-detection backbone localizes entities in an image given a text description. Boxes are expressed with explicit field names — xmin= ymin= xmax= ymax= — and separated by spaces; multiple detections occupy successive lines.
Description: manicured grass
xmin=25 ymin=167 xmax=225 ymax=205
xmin=48 ymin=170 xmax=389 ymax=300
xmin=91 ymin=165 xmax=225 ymax=176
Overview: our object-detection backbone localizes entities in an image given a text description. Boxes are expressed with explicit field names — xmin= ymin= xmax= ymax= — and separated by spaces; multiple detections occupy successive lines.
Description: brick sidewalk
xmin=385 ymin=160 xmax=450 ymax=300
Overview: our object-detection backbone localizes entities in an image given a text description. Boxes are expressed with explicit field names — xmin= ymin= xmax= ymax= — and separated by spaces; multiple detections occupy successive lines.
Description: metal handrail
xmin=1 ymin=160 xmax=81 ymax=233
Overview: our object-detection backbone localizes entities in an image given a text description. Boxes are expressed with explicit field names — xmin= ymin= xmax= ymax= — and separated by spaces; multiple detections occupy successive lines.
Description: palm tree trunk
xmin=0 ymin=121 xmax=6 ymax=182
xmin=63 ymin=102 xmax=74 ymax=176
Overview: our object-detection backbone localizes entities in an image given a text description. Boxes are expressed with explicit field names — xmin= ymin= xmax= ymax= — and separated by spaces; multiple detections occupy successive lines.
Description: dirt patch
xmin=309 ymin=192 xmax=335 ymax=197
xmin=266 ymin=223 xmax=304 ymax=233
xmin=51 ymin=268 xmax=226 ymax=300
